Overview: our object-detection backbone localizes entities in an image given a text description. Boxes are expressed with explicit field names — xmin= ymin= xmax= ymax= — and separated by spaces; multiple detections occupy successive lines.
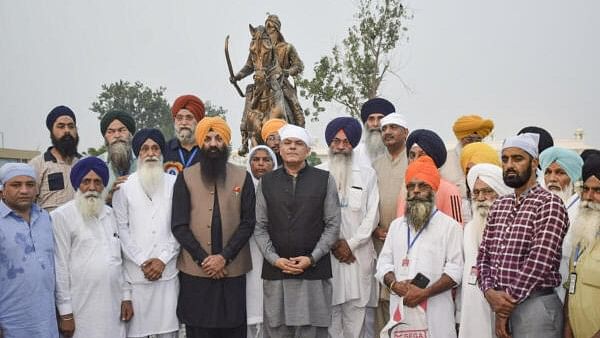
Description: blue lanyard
xmin=567 ymin=196 xmax=580 ymax=210
xmin=406 ymin=210 xmax=438 ymax=254
xmin=178 ymin=148 xmax=198 ymax=168
xmin=574 ymin=244 xmax=584 ymax=268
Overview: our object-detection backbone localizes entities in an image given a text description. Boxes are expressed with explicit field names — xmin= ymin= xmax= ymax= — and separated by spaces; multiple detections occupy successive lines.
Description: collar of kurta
xmin=0 ymin=199 xmax=42 ymax=220
xmin=43 ymin=147 xmax=82 ymax=163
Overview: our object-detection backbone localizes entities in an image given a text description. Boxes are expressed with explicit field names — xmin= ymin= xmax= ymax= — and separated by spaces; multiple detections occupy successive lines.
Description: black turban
xmin=325 ymin=117 xmax=362 ymax=148
xmin=132 ymin=128 xmax=166 ymax=157
xmin=518 ymin=126 xmax=554 ymax=154
xmin=70 ymin=157 xmax=109 ymax=189
xmin=581 ymin=149 xmax=600 ymax=163
xmin=100 ymin=111 xmax=136 ymax=136
xmin=360 ymin=98 xmax=395 ymax=123
xmin=406 ymin=129 xmax=447 ymax=168
xmin=582 ymin=154 xmax=600 ymax=182
xmin=46 ymin=105 xmax=76 ymax=130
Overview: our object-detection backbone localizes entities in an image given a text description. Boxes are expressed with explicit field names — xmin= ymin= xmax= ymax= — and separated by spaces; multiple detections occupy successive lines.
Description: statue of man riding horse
xmin=226 ymin=14 xmax=305 ymax=155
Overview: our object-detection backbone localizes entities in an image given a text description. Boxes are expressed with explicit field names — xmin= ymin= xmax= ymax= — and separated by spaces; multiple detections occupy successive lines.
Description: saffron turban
xmin=195 ymin=116 xmax=231 ymax=146
xmin=380 ymin=113 xmax=408 ymax=129
xmin=70 ymin=157 xmax=109 ymax=189
xmin=0 ymin=163 xmax=36 ymax=184
xmin=171 ymin=94 xmax=205 ymax=121
xmin=279 ymin=124 xmax=312 ymax=146
xmin=460 ymin=142 xmax=500 ymax=173
xmin=582 ymin=154 xmax=600 ymax=182
xmin=261 ymin=118 xmax=287 ymax=141
xmin=518 ymin=126 xmax=554 ymax=154
xmin=46 ymin=105 xmax=76 ymax=130
xmin=452 ymin=115 xmax=494 ymax=140
xmin=406 ymin=129 xmax=447 ymax=168
xmin=132 ymin=128 xmax=166 ymax=157
xmin=539 ymin=146 xmax=584 ymax=184
xmin=467 ymin=163 xmax=513 ymax=197
xmin=405 ymin=155 xmax=440 ymax=191
xmin=360 ymin=97 xmax=395 ymax=123
xmin=100 ymin=111 xmax=136 ymax=136
xmin=502 ymin=133 xmax=540 ymax=158
xmin=325 ymin=117 xmax=362 ymax=148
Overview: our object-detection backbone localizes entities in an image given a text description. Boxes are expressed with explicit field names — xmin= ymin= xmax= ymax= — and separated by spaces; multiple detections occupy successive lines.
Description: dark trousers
xmin=186 ymin=325 xmax=247 ymax=338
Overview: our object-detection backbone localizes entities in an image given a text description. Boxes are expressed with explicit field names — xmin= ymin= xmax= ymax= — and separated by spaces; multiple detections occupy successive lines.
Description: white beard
xmin=571 ymin=201 xmax=600 ymax=250
xmin=364 ymin=125 xmax=386 ymax=160
xmin=470 ymin=200 xmax=493 ymax=247
xmin=137 ymin=156 xmax=165 ymax=196
xmin=328 ymin=150 xmax=353 ymax=201
xmin=545 ymin=183 xmax=574 ymax=205
xmin=75 ymin=190 xmax=106 ymax=221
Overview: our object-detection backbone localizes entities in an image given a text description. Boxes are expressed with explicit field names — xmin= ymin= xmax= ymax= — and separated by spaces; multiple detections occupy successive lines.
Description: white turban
xmin=467 ymin=163 xmax=513 ymax=196
xmin=502 ymin=133 xmax=540 ymax=158
xmin=380 ymin=112 xmax=409 ymax=129
xmin=279 ymin=124 xmax=312 ymax=147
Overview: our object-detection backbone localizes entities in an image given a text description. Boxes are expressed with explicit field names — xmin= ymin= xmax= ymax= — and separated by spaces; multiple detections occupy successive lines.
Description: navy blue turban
xmin=325 ymin=117 xmax=362 ymax=148
xmin=518 ymin=126 xmax=554 ymax=154
xmin=360 ymin=98 xmax=395 ymax=123
xmin=583 ymin=154 xmax=600 ymax=182
xmin=46 ymin=105 xmax=76 ymax=130
xmin=70 ymin=157 xmax=109 ymax=189
xmin=406 ymin=129 xmax=447 ymax=168
xmin=132 ymin=128 xmax=166 ymax=157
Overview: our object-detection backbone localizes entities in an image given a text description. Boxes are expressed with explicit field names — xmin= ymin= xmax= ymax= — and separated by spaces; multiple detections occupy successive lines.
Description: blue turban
xmin=325 ymin=117 xmax=362 ymax=148
xmin=70 ymin=157 xmax=109 ymax=189
xmin=539 ymin=146 xmax=584 ymax=183
xmin=132 ymin=128 xmax=166 ymax=157
xmin=406 ymin=129 xmax=447 ymax=168
xmin=46 ymin=105 xmax=76 ymax=130
xmin=360 ymin=98 xmax=395 ymax=123
xmin=0 ymin=163 xmax=36 ymax=184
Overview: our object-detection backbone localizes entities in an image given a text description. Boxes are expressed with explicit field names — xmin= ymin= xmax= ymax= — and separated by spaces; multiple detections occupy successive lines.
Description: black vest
xmin=260 ymin=165 xmax=332 ymax=280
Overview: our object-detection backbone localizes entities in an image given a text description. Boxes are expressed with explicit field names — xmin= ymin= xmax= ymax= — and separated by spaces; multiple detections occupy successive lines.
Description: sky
xmin=1 ymin=0 xmax=598 ymax=154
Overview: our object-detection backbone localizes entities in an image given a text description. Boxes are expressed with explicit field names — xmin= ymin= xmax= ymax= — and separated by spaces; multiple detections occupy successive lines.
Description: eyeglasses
xmin=582 ymin=186 xmax=600 ymax=194
xmin=462 ymin=135 xmax=483 ymax=143
xmin=471 ymin=188 xmax=496 ymax=198
xmin=175 ymin=115 xmax=196 ymax=122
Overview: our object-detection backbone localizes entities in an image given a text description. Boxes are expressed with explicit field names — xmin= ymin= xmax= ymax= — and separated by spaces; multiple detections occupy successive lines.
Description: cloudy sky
xmin=1 ymin=0 xmax=598 ymax=153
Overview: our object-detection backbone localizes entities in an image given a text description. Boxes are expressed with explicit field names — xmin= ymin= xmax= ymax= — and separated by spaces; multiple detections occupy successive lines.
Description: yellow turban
xmin=261 ymin=118 xmax=287 ymax=141
xmin=460 ymin=142 xmax=501 ymax=173
xmin=452 ymin=115 xmax=494 ymax=140
xmin=195 ymin=116 xmax=231 ymax=145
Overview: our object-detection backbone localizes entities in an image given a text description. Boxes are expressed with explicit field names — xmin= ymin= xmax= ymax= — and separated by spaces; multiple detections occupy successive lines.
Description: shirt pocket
xmin=47 ymin=172 xmax=65 ymax=191
xmin=348 ymin=186 xmax=363 ymax=211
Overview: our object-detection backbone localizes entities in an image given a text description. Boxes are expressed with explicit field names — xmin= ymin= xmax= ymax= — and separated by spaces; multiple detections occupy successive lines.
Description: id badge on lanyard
xmin=569 ymin=244 xmax=583 ymax=295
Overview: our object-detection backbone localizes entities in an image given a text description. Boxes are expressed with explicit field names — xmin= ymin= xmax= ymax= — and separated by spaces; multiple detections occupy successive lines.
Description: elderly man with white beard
xmin=52 ymin=157 xmax=133 ymax=338
xmin=564 ymin=155 xmax=600 ymax=338
xmin=353 ymin=98 xmax=395 ymax=167
xmin=316 ymin=117 xmax=379 ymax=338
xmin=539 ymin=146 xmax=584 ymax=302
xmin=112 ymin=129 xmax=180 ymax=338
xmin=458 ymin=163 xmax=512 ymax=338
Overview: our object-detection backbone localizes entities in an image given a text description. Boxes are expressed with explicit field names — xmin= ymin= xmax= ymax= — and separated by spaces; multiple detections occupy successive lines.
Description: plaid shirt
xmin=477 ymin=184 xmax=568 ymax=302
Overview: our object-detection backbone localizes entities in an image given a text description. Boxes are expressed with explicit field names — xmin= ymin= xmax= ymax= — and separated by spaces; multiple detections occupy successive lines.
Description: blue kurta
xmin=0 ymin=201 xmax=58 ymax=338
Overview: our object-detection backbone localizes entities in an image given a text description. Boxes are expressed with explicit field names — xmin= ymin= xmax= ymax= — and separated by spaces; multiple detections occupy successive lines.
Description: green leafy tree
xmin=297 ymin=0 xmax=409 ymax=120
xmin=205 ymin=100 xmax=228 ymax=120
xmin=307 ymin=151 xmax=322 ymax=166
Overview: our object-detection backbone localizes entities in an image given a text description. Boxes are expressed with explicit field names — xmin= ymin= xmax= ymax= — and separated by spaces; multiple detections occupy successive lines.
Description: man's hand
xmin=403 ymin=284 xmax=430 ymax=308
xmin=58 ymin=314 xmax=76 ymax=337
xmin=201 ymin=255 xmax=227 ymax=278
xmin=373 ymin=227 xmax=387 ymax=241
xmin=141 ymin=258 xmax=165 ymax=281
xmin=274 ymin=258 xmax=304 ymax=275
xmin=289 ymin=256 xmax=312 ymax=271
xmin=332 ymin=239 xmax=356 ymax=264
xmin=120 ymin=300 xmax=134 ymax=321
xmin=391 ymin=280 xmax=411 ymax=297
xmin=484 ymin=289 xmax=517 ymax=317
xmin=495 ymin=315 xmax=511 ymax=338
xmin=106 ymin=175 xmax=128 ymax=204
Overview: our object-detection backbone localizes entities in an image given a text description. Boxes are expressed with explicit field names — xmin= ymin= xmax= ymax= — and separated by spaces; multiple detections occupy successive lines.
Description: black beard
xmin=51 ymin=133 xmax=79 ymax=158
xmin=503 ymin=165 xmax=532 ymax=188
xmin=198 ymin=146 xmax=230 ymax=184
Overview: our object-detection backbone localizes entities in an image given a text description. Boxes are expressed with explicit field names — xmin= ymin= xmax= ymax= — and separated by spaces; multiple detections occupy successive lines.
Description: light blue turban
xmin=0 ymin=163 xmax=36 ymax=184
xmin=539 ymin=146 xmax=584 ymax=183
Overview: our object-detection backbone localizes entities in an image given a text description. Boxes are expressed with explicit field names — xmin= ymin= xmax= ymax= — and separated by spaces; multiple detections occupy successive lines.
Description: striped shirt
xmin=477 ymin=184 xmax=568 ymax=302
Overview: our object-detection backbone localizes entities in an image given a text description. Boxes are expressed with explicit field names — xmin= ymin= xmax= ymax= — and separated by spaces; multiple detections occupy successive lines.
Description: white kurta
xmin=318 ymin=159 xmax=380 ymax=307
xmin=354 ymin=142 xmax=381 ymax=168
xmin=112 ymin=173 xmax=180 ymax=337
xmin=557 ymin=193 xmax=580 ymax=302
xmin=52 ymin=201 xmax=130 ymax=338
xmin=376 ymin=210 xmax=463 ymax=338
xmin=458 ymin=219 xmax=495 ymax=338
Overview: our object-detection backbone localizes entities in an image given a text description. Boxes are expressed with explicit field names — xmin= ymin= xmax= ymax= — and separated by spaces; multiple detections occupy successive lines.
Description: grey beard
xmin=364 ymin=126 xmax=386 ymax=160
xmin=175 ymin=126 xmax=196 ymax=145
xmin=75 ymin=190 xmax=106 ymax=221
xmin=328 ymin=150 xmax=353 ymax=200
xmin=572 ymin=201 xmax=600 ymax=249
xmin=108 ymin=138 xmax=133 ymax=174
xmin=545 ymin=183 xmax=574 ymax=205
xmin=405 ymin=198 xmax=435 ymax=231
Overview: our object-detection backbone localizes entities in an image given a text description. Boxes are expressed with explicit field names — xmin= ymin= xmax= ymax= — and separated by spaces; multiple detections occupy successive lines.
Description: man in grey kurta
xmin=254 ymin=124 xmax=341 ymax=338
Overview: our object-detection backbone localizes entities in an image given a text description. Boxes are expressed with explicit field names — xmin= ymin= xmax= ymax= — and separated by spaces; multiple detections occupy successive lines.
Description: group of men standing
xmin=1 ymin=92 xmax=600 ymax=338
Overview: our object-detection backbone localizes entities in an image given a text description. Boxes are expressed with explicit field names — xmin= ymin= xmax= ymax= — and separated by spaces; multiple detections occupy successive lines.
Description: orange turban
xmin=405 ymin=155 xmax=440 ymax=191
xmin=452 ymin=115 xmax=494 ymax=140
xmin=195 ymin=116 xmax=231 ymax=145
xmin=261 ymin=118 xmax=287 ymax=141
xmin=460 ymin=142 xmax=500 ymax=173
xmin=171 ymin=95 xmax=205 ymax=121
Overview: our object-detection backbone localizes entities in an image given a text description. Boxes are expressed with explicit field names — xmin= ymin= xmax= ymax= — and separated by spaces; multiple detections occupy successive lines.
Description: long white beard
xmin=328 ymin=151 xmax=353 ymax=201
xmin=364 ymin=125 xmax=386 ymax=159
xmin=138 ymin=156 xmax=165 ymax=196
xmin=545 ymin=183 xmax=574 ymax=205
xmin=470 ymin=200 xmax=493 ymax=247
xmin=175 ymin=124 xmax=197 ymax=145
xmin=571 ymin=201 xmax=600 ymax=250
xmin=75 ymin=190 xmax=106 ymax=221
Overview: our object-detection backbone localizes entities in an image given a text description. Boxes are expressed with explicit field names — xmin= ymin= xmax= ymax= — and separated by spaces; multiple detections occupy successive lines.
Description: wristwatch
xmin=308 ymin=255 xmax=316 ymax=267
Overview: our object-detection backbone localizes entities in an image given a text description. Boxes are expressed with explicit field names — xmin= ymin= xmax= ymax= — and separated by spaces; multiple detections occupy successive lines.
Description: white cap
xmin=502 ymin=133 xmax=540 ymax=158
xmin=380 ymin=113 xmax=408 ymax=129
xmin=278 ymin=124 xmax=312 ymax=147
